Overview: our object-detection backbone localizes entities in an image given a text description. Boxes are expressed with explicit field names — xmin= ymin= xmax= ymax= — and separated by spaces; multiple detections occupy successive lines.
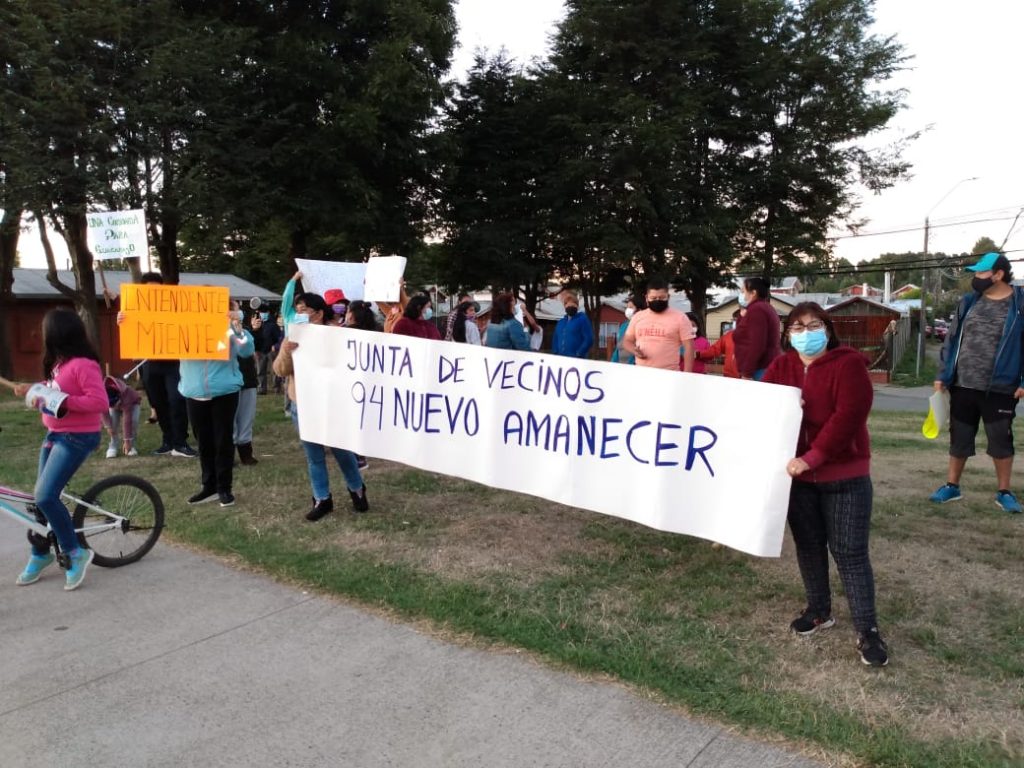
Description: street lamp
xmin=916 ymin=176 xmax=980 ymax=377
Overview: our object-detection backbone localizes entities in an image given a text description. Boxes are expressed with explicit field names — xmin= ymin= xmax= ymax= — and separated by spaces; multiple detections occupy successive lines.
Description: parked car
xmin=934 ymin=319 xmax=949 ymax=341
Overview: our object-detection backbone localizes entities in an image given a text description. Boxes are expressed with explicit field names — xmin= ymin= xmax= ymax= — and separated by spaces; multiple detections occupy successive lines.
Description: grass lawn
xmin=1 ymin=395 xmax=1022 ymax=768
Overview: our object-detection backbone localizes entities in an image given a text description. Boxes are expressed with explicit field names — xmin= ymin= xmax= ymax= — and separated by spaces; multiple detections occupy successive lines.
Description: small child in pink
xmin=102 ymin=376 xmax=142 ymax=458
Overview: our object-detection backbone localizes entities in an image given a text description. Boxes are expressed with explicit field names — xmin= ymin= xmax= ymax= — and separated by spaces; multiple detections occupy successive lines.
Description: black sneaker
xmin=305 ymin=495 xmax=333 ymax=521
xmin=171 ymin=444 xmax=198 ymax=458
xmin=187 ymin=489 xmax=218 ymax=505
xmin=857 ymin=628 xmax=889 ymax=667
xmin=153 ymin=444 xmax=173 ymax=456
xmin=790 ymin=608 xmax=836 ymax=636
xmin=219 ymin=492 xmax=235 ymax=508
xmin=348 ymin=485 xmax=369 ymax=513
xmin=356 ymin=455 xmax=369 ymax=470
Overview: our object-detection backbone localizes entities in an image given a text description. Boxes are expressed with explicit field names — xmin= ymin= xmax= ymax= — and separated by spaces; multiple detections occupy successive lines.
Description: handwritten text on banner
xmin=119 ymin=284 xmax=231 ymax=360
xmin=292 ymin=325 xmax=802 ymax=557
xmin=87 ymin=208 xmax=148 ymax=261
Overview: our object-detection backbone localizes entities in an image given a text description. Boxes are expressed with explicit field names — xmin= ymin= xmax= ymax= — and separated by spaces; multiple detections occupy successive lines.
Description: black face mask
xmin=648 ymin=299 xmax=669 ymax=313
xmin=972 ymin=276 xmax=994 ymax=294
xmin=565 ymin=306 xmax=578 ymax=316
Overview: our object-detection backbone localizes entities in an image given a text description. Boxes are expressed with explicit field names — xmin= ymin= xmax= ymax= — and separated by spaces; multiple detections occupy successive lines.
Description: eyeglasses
xmin=789 ymin=321 xmax=825 ymax=332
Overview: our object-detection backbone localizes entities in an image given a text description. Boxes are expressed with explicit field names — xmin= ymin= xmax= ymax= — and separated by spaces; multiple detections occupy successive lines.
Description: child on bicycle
xmin=102 ymin=375 xmax=142 ymax=458
xmin=10 ymin=308 xmax=108 ymax=591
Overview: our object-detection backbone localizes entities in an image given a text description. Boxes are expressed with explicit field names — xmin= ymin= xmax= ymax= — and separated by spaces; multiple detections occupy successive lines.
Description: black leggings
xmin=186 ymin=393 xmax=239 ymax=494
xmin=787 ymin=476 xmax=878 ymax=633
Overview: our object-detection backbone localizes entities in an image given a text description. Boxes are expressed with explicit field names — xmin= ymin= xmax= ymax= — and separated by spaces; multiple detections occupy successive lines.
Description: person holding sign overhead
xmin=134 ymin=272 xmax=196 ymax=457
xmin=178 ymin=300 xmax=254 ymax=508
xmin=621 ymin=277 xmax=695 ymax=372
xmin=274 ymin=292 xmax=369 ymax=520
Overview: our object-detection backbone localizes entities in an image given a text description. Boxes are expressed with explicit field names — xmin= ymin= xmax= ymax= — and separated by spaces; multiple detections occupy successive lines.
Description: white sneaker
xmin=126 ymin=448 xmax=139 ymax=457
xmin=105 ymin=446 xmax=117 ymax=459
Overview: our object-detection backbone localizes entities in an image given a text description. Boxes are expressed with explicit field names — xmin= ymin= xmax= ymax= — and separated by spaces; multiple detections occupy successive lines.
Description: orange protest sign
xmin=119 ymin=284 xmax=231 ymax=360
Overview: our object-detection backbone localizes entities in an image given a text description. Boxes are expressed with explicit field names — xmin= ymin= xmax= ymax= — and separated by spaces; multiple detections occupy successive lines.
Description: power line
xmin=830 ymin=216 xmax=1016 ymax=240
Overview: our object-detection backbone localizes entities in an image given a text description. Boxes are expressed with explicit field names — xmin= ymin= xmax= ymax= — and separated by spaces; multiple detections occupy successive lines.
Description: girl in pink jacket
xmin=10 ymin=309 xmax=108 ymax=591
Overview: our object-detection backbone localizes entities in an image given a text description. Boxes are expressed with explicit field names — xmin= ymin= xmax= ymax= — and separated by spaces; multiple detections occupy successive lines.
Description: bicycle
xmin=0 ymin=473 xmax=164 ymax=570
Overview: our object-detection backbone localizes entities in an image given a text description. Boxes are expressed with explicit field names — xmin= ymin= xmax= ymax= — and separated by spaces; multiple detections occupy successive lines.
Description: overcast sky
xmin=16 ymin=0 xmax=1023 ymax=271
xmin=451 ymin=0 xmax=1024 ymax=267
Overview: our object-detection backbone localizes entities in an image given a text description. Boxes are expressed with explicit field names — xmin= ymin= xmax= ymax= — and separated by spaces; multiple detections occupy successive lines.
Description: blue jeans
xmin=33 ymin=431 xmax=100 ymax=555
xmin=233 ymin=388 xmax=258 ymax=444
xmin=288 ymin=402 xmax=363 ymax=499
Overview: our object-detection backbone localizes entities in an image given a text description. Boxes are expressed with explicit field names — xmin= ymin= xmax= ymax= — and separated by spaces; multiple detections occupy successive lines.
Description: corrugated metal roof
xmin=12 ymin=269 xmax=280 ymax=301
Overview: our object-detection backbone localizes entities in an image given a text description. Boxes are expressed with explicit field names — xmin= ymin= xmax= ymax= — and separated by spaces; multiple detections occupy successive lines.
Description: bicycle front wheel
xmin=73 ymin=475 xmax=165 ymax=567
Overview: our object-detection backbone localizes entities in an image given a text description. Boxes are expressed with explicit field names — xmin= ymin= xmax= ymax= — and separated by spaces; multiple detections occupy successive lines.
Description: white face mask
xmin=624 ymin=308 xmax=635 ymax=319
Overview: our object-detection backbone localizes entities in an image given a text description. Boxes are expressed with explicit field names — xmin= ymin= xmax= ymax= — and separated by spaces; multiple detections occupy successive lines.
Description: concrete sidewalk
xmin=0 ymin=513 xmax=822 ymax=768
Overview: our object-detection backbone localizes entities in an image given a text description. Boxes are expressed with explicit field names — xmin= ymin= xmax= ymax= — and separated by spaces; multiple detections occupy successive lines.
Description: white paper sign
xmin=363 ymin=256 xmax=407 ymax=302
xmin=25 ymin=383 xmax=68 ymax=418
xmin=295 ymin=258 xmax=367 ymax=301
xmin=291 ymin=325 xmax=803 ymax=557
xmin=87 ymin=209 xmax=148 ymax=261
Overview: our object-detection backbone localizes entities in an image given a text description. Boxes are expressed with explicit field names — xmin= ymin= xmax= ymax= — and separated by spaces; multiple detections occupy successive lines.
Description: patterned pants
xmin=787 ymin=476 xmax=879 ymax=633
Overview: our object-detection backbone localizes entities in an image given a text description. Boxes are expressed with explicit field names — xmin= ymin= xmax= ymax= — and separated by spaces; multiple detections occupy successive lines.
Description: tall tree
xmin=733 ymin=0 xmax=910 ymax=279
xmin=439 ymin=53 xmax=555 ymax=303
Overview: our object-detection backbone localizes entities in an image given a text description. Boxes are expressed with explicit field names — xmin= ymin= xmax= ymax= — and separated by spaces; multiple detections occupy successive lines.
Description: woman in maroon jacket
xmin=392 ymin=294 xmax=442 ymax=340
xmin=763 ymin=302 xmax=888 ymax=667
xmin=733 ymin=277 xmax=782 ymax=380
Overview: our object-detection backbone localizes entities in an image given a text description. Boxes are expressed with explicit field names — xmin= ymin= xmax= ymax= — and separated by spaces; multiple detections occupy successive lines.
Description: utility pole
xmin=916 ymin=177 xmax=979 ymax=377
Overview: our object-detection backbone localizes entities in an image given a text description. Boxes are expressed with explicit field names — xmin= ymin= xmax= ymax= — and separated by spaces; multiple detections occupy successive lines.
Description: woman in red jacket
xmin=762 ymin=302 xmax=888 ymax=667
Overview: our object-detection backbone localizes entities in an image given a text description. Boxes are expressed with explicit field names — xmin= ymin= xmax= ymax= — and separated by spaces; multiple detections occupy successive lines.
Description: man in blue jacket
xmin=930 ymin=252 xmax=1024 ymax=513
xmin=551 ymin=291 xmax=594 ymax=359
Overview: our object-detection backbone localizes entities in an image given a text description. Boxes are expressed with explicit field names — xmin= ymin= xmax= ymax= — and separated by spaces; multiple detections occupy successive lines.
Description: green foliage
xmin=971 ymin=236 xmax=998 ymax=255
xmin=437 ymin=53 xmax=553 ymax=297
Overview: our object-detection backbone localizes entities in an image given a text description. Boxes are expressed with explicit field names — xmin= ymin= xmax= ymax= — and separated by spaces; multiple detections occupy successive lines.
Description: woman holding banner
xmin=274 ymin=292 xmax=369 ymax=520
xmin=762 ymin=302 xmax=888 ymax=668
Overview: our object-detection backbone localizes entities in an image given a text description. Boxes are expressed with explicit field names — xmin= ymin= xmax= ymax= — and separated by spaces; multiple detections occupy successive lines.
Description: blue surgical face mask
xmin=738 ymin=294 xmax=749 ymax=308
xmin=790 ymin=328 xmax=828 ymax=356
xmin=291 ymin=313 xmax=310 ymax=325
xmin=423 ymin=307 xmax=434 ymax=321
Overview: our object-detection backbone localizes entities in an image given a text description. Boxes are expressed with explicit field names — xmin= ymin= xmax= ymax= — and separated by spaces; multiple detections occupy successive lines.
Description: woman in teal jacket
xmin=485 ymin=293 xmax=531 ymax=350
xmin=179 ymin=304 xmax=255 ymax=508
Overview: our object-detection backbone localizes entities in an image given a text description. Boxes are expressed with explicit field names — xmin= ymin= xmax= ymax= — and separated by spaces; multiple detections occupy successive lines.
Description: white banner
xmin=292 ymin=325 xmax=802 ymax=557
xmin=87 ymin=209 xmax=148 ymax=261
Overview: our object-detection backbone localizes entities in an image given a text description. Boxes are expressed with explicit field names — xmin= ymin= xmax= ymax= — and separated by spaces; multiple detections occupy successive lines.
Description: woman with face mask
xmin=610 ymin=296 xmax=643 ymax=364
xmin=762 ymin=302 xmax=888 ymax=668
xmin=392 ymin=294 xmax=442 ymax=340
xmin=733 ymin=277 xmax=782 ymax=380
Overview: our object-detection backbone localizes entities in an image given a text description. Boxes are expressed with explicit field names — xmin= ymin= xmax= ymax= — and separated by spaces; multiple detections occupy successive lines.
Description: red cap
xmin=324 ymin=288 xmax=347 ymax=305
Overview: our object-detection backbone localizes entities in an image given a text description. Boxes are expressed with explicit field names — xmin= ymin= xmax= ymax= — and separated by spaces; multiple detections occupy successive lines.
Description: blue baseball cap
xmin=966 ymin=252 xmax=1003 ymax=272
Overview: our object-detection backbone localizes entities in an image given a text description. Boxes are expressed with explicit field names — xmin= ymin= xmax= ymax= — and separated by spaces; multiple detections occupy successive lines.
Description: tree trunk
xmin=0 ymin=208 xmax=21 ymax=378
xmin=64 ymin=212 xmax=102 ymax=349
xmin=288 ymin=229 xmax=308 ymax=263
xmin=157 ymin=129 xmax=180 ymax=284
xmin=685 ymin=275 xmax=709 ymax=338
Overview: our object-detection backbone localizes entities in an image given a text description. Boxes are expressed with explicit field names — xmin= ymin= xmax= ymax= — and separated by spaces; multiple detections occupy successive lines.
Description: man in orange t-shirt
xmin=622 ymin=277 xmax=695 ymax=371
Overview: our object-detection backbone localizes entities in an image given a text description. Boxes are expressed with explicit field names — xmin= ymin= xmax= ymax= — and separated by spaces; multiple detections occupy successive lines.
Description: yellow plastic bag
xmin=922 ymin=390 xmax=949 ymax=439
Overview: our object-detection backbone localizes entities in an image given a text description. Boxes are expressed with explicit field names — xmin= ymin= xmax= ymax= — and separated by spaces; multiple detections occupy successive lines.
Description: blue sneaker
xmin=995 ymin=491 xmax=1022 ymax=514
xmin=16 ymin=552 xmax=56 ymax=586
xmin=64 ymin=548 xmax=94 ymax=591
xmin=929 ymin=483 xmax=962 ymax=503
